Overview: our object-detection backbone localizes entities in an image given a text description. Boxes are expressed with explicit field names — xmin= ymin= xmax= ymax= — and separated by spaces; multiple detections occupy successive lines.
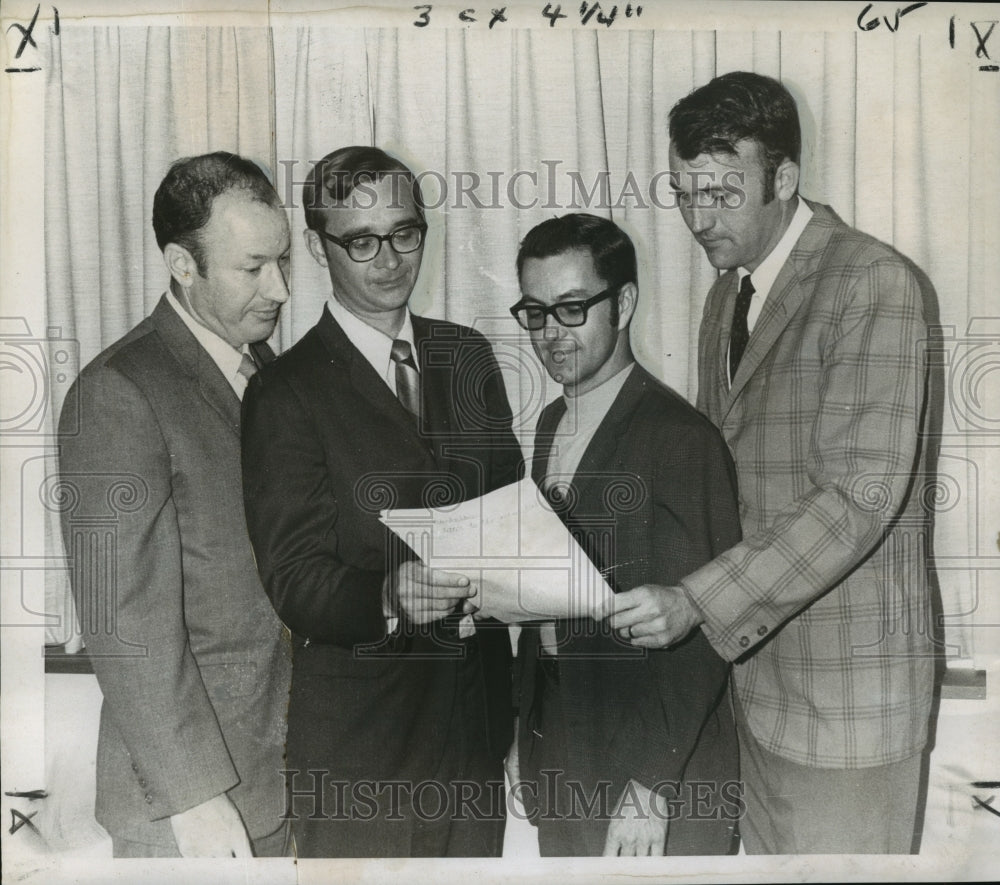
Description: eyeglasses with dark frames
xmin=509 ymin=285 xmax=620 ymax=331
xmin=313 ymin=222 xmax=427 ymax=263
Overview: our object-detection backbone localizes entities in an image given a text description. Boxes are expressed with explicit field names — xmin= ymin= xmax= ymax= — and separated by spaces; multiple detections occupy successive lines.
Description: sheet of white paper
xmin=379 ymin=477 xmax=614 ymax=623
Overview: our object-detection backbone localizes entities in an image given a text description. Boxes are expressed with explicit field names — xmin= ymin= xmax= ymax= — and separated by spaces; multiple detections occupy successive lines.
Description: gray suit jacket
xmin=58 ymin=295 xmax=291 ymax=847
xmin=680 ymin=201 xmax=938 ymax=768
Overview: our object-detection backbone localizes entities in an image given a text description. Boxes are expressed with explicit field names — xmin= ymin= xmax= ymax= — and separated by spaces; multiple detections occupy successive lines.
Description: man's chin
xmin=246 ymin=317 xmax=279 ymax=343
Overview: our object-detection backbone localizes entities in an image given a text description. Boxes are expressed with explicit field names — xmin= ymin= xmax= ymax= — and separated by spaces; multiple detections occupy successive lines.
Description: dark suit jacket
xmin=682 ymin=201 xmax=937 ymax=768
xmin=241 ymin=306 xmax=522 ymax=788
xmin=516 ymin=365 xmax=741 ymax=855
xmin=57 ymin=295 xmax=291 ymax=848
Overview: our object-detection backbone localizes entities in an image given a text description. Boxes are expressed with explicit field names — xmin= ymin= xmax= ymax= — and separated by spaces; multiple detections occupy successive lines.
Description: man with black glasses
xmin=508 ymin=213 xmax=742 ymax=856
xmin=241 ymin=146 xmax=522 ymax=857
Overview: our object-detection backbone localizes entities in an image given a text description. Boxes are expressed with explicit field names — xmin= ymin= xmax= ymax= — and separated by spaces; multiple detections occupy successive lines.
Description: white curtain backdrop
xmin=42 ymin=21 xmax=999 ymax=662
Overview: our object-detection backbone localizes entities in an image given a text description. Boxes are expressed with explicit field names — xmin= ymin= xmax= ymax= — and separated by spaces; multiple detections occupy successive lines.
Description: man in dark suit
xmin=241 ymin=146 xmax=522 ymax=858
xmin=508 ymin=213 xmax=741 ymax=856
xmin=610 ymin=72 xmax=938 ymax=853
xmin=57 ymin=152 xmax=293 ymax=857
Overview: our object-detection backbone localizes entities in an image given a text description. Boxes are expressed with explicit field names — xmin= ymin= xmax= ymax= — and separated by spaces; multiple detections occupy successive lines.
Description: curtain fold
xmin=43 ymin=23 xmax=992 ymax=660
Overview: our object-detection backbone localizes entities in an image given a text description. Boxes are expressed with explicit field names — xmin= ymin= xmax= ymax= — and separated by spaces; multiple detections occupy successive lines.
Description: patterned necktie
xmin=237 ymin=352 xmax=258 ymax=382
xmin=729 ymin=274 xmax=755 ymax=383
xmin=390 ymin=339 xmax=421 ymax=420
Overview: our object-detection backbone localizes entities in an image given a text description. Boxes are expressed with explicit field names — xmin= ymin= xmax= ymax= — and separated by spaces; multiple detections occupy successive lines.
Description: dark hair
xmin=152 ymin=152 xmax=279 ymax=276
xmin=668 ymin=71 xmax=801 ymax=201
xmin=302 ymin=146 xmax=425 ymax=231
xmin=516 ymin=214 xmax=637 ymax=325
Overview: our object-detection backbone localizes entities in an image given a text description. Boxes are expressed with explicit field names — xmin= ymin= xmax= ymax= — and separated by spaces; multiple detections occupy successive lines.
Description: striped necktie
xmin=390 ymin=339 xmax=421 ymax=421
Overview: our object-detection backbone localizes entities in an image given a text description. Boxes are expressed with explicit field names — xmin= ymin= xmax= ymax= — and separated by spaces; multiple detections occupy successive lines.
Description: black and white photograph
xmin=1 ymin=1 xmax=998 ymax=882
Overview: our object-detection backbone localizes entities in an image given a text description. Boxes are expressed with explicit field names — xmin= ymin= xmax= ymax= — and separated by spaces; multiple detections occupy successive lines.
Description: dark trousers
xmin=290 ymin=650 xmax=506 ymax=858
xmin=521 ymin=656 xmax=736 ymax=856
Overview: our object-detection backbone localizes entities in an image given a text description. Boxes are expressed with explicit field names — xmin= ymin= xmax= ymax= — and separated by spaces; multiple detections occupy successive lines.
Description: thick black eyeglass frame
xmin=313 ymin=222 xmax=428 ymax=263
xmin=509 ymin=284 xmax=620 ymax=330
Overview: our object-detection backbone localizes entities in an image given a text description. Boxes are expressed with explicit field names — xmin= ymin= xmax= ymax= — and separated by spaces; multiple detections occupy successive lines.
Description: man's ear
xmin=303 ymin=229 xmax=328 ymax=268
xmin=774 ymin=158 xmax=799 ymax=202
xmin=617 ymin=282 xmax=638 ymax=331
xmin=163 ymin=242 xmax=198 ymax=289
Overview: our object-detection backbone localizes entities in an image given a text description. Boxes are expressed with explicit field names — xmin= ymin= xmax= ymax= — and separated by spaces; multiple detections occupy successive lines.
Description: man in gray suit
xmin=58 ymin=152 xmax=292 ymax=857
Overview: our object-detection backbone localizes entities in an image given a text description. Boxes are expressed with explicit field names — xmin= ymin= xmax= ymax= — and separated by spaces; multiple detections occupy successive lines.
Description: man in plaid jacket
xmin=607 ymin=71 xmax=939 ymax=853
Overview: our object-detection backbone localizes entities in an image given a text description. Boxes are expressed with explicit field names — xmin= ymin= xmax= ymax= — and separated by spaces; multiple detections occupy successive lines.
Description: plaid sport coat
xmin=679 ymin=201 xmax=938 ymax=768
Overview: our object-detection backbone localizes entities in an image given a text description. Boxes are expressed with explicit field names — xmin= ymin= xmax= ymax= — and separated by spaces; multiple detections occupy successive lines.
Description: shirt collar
xmin=738 ymin=196 xmax=813 ymax=298
xmin=326 ymin=295 xmax=417 ymax=385
xmin=165 ymin=290 xmax=249 ymax=393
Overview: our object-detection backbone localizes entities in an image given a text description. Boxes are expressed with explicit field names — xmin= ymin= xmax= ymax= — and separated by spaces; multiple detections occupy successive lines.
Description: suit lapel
xmin=316 ymin=306 xmax=438 ymax=461
xmin=570 ymin=365 xmax=646 ymax=503
xmin=531 ymin=396 xmax=567 ymax=485
xmin=413 ymin=315 xmax=453 ymax=442
xmin=316 ymin=305 xmax=419 ymax=426
xmin=721 ymin=200 xmax=840 ymax=418
xmin=149 ymin=295 xmax=242 ymax=437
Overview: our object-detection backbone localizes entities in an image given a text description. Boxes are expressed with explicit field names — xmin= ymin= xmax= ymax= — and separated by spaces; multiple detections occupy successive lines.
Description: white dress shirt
xmin=736 ymin=195 xmax=814 ymax=333
xmin=165 ymin=290 xmax=256 ymax=400
xmin=326 ymin=295 xmax=418 ymax=391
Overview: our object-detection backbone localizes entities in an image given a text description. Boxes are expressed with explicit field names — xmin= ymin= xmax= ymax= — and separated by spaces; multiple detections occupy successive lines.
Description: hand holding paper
xmin=386 ymin=560 xmax=478 ymax=625
xmin=379 ymin=477 xmax=614 ymax=624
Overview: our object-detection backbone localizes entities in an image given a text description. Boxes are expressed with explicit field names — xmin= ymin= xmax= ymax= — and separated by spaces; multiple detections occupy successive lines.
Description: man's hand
xmin=603 ymin=584 xmax=703 ymax=649
xmin=169 ymin=793 xmax=252 ymax=857
xmin=389 ymin=560 xmax=477 ymax=625
xmin=603 ymin=779 xmax=669 ymax=856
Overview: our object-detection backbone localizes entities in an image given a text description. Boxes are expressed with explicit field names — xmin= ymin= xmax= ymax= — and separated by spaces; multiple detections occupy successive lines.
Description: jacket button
xmin=131 ymin=762 xmax=139 ymax=773
xmin=739 ymin=636 xmax=750 ymax=648
xmin=757 ymin=625 xmax=768 ymax=636
xmin=144 ymin=794 xmax=153 ymax=804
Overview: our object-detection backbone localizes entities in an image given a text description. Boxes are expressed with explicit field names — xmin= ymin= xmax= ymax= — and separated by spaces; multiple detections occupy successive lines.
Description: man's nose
xmin=687 ymin=205 xmax=714 ymax=235
xmin=542 ymin=315 xmax=564 ymax=340
xmin=375 ymin=240 xmax=402 ymax=270
xmin=263 ymin=262 xmax=290 ymax=303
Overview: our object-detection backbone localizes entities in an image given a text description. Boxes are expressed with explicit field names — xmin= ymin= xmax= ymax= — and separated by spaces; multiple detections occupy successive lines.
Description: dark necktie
xmin=729 ymin=274 xmax=755 ymax=383
xmin=390 ymin=339 xmax=421 ymax=420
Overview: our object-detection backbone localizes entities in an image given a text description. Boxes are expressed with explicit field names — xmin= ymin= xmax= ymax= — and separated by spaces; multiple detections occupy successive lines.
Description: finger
xmin=605 ymin=606 xmax=650 ymax=631
xmin=627 ymin=615 xmax=667 ymax=639
xmin=405 ymin=582 xmax=475 ymax=602
xmin=418 ymin=567 xmax=472 ymax=588
xmin=461 ymin=597 xmax=480 ymax=615
xmin=630 ymin=632 xmax=671 ymax=649
xmin=600 ymin=589 xmax=646 ymax=620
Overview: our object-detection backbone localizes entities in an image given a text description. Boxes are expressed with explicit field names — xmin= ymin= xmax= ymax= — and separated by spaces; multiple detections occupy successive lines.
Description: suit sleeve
xmin=607 ymin=417 xmax=740 ymax=787
xmin=682 ymin=257 xmax=928 ymax=662
xmin=241 ymin=369 xmax=388 ymax=646
xmin=58 ymin=366 xmax=238 ymax=821
xmin=479 ymin=334 xmax=524 ymax=491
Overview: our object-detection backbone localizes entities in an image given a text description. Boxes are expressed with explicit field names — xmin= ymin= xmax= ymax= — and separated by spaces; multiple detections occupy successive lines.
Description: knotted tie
xmin=237 ymin=352 xmax=258 ymax=382
xmin=729 ymin=274 xmax=754 ymax=383
xmin=390 ymin=339 xmax=421 ymax=420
